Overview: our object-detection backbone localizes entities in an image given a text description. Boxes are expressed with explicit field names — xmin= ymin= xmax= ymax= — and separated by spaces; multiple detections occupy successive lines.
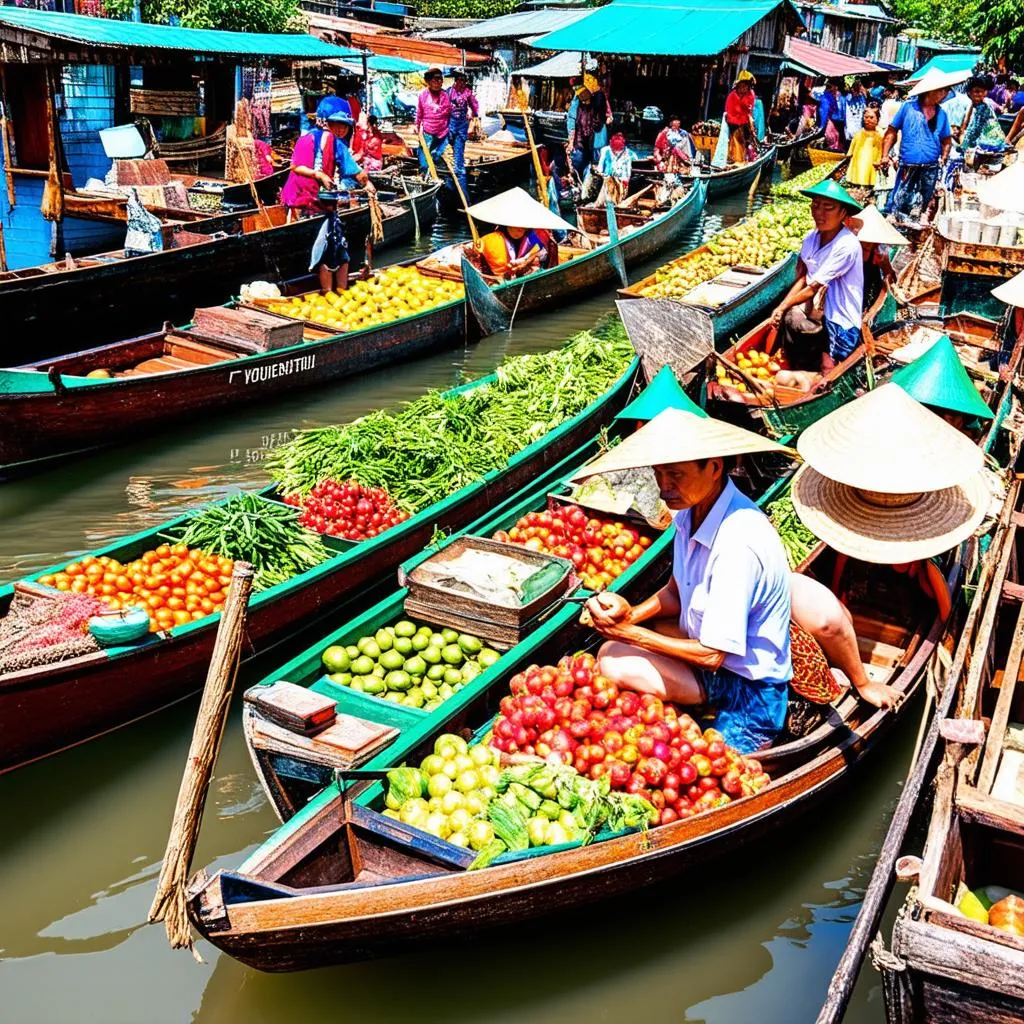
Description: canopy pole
xmin=362 ymin=53 xmax=372 ymax=116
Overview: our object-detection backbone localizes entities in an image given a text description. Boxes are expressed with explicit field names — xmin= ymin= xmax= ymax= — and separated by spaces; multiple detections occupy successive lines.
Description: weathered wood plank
xmin=976 ymin=600 xmax=1024 ymax=792
xmin=956 ymin=785 xmax=1024 ymax=837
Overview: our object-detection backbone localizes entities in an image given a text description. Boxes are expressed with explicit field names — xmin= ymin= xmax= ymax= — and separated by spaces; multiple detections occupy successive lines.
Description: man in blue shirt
xmin=818 ymin=78 xmax=848 ymax=150
xmin=880 ymin=71 xmax=955 ymax=223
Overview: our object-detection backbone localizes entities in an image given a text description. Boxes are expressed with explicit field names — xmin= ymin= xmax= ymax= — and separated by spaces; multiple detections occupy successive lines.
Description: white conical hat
xmin=465 ymin=187 xmax=576 ymax=232
xmin=791 ymin=463 xmax=989 ymax=564
xmin=847 ymin=203 xmax=910 ymax=246
xmin=907 ymin=67 xmax=972 ymax=98
xmin=569 ymin=407 xmax=792 ymax=480
xmin=992 ymin=269 xmax=1024 ymax=308
xmin=796 ymin=384 xmax=983 ymax=493
xmin=976 ymin=161 xmax=1024 ymax=215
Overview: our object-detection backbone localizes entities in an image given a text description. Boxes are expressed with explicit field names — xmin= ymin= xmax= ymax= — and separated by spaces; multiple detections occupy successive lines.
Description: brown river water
xmin=0 ymin=186 xmax=918 ymax=1023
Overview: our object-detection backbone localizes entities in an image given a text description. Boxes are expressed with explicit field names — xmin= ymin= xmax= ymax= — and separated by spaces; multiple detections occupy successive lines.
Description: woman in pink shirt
xmin=415 ymin=67 xmax=451 ymax=177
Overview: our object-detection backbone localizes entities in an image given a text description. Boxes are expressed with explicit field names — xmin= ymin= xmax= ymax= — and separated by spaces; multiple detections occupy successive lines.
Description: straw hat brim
xmin=796 ymin=383 xmax=984 ymax=493
xmin=848 ymin=204 xmax=910 ymax=246
xmin=992 ymin=269 xmax=1024 ymax=309
xmin=791 ymin=464 xmax=988 ymax=564
xmin=976 ymin=162 xmax=1024 ymax=215
xmin=466 ymin=187 xmax=577 ymax=232
xmin=570 ymin=406 xmax=792 ymax=480
xmin=907 ymin=69 xmax=971 ymax=98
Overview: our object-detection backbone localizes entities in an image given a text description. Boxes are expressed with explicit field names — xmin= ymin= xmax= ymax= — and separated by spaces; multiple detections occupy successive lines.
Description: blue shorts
xmin=698 ymin=667 xmax=788 ymax=754
xmin=825 ymin=320 xmax=861 ymax=362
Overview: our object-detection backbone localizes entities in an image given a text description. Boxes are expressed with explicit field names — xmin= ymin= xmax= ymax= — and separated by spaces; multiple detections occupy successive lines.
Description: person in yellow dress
xmin=846 ymin=106 xmax=883 ymax=187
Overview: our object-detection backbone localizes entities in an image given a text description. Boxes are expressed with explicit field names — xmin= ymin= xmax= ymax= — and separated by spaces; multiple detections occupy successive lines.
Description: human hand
xmin=585 ymin=592 xmax=632 ymax=629
xmin=769 ymin=305 xmax=785 ymax=327
xmin=857 ymin=679 xmax=903 ymax=710
xmin=316 ymin=171 xmax=334 ymax=189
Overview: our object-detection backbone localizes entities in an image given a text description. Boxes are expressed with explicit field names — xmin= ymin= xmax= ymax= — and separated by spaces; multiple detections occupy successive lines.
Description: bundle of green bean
xmin=264 ymin=319 xmax=634 ymax=508
xmin=767 ymin=492 xmax=820 ymax=569
xmin=173 ymin=494 xmax=331 ymax=591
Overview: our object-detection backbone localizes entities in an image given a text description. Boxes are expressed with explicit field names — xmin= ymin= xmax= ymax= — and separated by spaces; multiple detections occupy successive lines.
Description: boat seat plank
xmin=956 ymin=786 xmax=1024 ymax=837
xmin=165 ymin=335 xmax=240 ymax=364
xmin=131 ymin=357 xmax=188 ymax=374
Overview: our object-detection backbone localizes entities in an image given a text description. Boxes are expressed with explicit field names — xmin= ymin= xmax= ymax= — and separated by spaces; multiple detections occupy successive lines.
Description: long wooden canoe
xmin=773 ymin=127 xmax=824 ymax=161
xmin=186 ymin=484 xmax=957 ymax=970
xmin=678 ymin=145 xmax=777 ymax=199
xmin=0 ymin=353 xmax=640 ymax=774
xmin=0 ymin=183 xmax=706 ymax=476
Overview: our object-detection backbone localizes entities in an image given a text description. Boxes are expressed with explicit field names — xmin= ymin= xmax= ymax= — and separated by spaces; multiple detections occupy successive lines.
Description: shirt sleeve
xmin=415 ymin=93 xmax=425 ymax=128
xmin=291 ymin=132 xmax=315 ymax=169
xmin=807 ymin=235 xmax=859 ymax=288
xmin=698 ymin=543 xmax=760 ymax=656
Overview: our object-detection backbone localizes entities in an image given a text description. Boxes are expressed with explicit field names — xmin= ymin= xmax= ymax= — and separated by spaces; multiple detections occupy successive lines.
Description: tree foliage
xmin=104 ymin=0 xmax=304 ymax=34
xmin=414 ymin=0 xmax=517 ymax=17
xmin=887 ymin=0 xmax=974 ymax=46
xmin=968 ymin=0 xmax=1024 ymax=70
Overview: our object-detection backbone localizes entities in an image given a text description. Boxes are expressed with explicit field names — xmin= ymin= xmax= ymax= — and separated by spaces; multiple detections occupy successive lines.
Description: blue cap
xmin=316 ymin=96 xmax=354 ymax=125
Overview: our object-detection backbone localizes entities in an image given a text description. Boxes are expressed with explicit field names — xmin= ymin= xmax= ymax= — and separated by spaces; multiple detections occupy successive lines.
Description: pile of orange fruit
xmin=37 ymin=543 xmax=234 ymax=633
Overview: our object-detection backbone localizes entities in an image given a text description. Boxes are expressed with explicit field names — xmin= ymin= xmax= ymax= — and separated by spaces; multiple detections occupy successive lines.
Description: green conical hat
xmin=799 ymin=178 xmax=863 ymax=212
xmin=891 ymin=335 xmax=993 ymax=420
xmin=615 ymin=364 xmax=708 ymax=421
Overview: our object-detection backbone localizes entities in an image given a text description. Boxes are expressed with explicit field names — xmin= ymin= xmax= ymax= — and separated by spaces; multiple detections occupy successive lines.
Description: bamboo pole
xmin=40 ymin=65 xmax=65 ymax=225
xmin=148 ymin=561 xmax=254 ymax=959
xmin=441 ymin=145 xmax=480 ymax=246
xmin=517 ymin=92 xmax=549 ymax=209
xmin=0 ymin=66 xmax=16 ymax=210
xmin=418 ymin=128 xmax=440 ymax=183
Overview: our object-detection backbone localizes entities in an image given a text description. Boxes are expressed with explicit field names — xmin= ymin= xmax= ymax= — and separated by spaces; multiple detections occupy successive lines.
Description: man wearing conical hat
xmin=579 ymin=410 xmax=793 ymax=754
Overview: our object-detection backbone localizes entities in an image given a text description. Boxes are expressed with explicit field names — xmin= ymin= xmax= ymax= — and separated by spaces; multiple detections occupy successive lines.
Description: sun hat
xmin=569 ymin=407 xmax=791 ymax=480
xmin=736 ymin=69 xmax=756 ymax=85
xmin=425 ymin=66 xmax=443 ymax=79
xmin=790 ymin=462 xmax=989 ymax=563
xmin=466 ymin=186 xmax=577 ymax=232
xmin=907 ymin=67 xmax=972 ymax=98
xmin=992 ymin=269 xmax=1024 ymax=308
xmin=315 ymin=95 xmax=346 ymax=121
xmin=975 ymin=161 xmax=1024 ymax=214
xmin=890 ymin=335 xmax=993 ymax=420
xmin=800 ymin=178 xmax=863 ymax=213
xmin=615 ymin=365 xmax=708 ymax=422
xmin=847 ymin=203 xmax=910 ymax=246
xmin=796 ymin=383 xmax=983 ymax=494
xmin=583 ymin=73 xmax=600 ymax=94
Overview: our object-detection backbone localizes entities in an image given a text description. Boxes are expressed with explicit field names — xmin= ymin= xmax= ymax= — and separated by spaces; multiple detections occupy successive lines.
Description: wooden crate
xmin=192 ymin=306 xmax=304 ymax=352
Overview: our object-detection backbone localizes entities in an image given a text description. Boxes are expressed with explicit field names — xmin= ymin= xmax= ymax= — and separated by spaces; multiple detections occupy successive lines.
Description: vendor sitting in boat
xmin=653 ymin=115 xmax=695 ymax=173
xmin=595 ymin=132 xmax=638 ymax=205
xmin=769 ymin=180 xmax=864 ymax=373
xmin=463 ymin=187 xmax=577 ymax=281
xmin=281 ymin=97 xmax=376 ymax=224
xmin=847 ymin=203 xmax=909 ymax=312
xmin=580 ymin=410 xmax=794 ymax=753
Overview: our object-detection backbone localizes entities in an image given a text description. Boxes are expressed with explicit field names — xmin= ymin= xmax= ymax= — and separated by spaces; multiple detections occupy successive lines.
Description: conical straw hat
xmin=976 ymin=161 xmax=1024 ymax=215
xmin=615 ymin=365 xmax=708 ymax=421
xmin=890 ymin=335 xmax=993 ymax=420
xmin=796 ymin=383 xmax=983 ymax=493
xmin=791 ymin=463 xmax=988 ymax=564
xmin=847 ymin=203 xmax=910 ymax=246
xmin=465 ymin=187 xmax=577 ymax=232
xmin=992 ymin=269 xmax=1024 ymax=308
xmin=570 ymin=407 xmax=791 ymax=480
xmin=907 ymin=67 xmax=972 ymax=98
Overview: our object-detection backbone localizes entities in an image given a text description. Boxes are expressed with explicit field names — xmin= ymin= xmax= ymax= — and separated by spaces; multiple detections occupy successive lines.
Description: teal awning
xmin=335 ymin=54 xmax=427 ymax=74
xmin=906 ymin=51 xmax=981 ymax=81
xmin=0 ymin=8 xmax=358 ymax=61
xmin=534 ymin=0 xmax=800 ymax=57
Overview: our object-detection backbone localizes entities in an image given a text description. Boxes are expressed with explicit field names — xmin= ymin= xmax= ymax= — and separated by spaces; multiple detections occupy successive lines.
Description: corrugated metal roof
xmin=535 ymin=0 xmax=799 ymax=57
xmin=784 ymin=36 xmax=882 ymax=77
xmin=426 ymin=8 xmax=590 ymax=42
xmin=517 ymin=50 xmax=596 ymax=77
xmin=0 ymin=8 xmax=357 ymax=59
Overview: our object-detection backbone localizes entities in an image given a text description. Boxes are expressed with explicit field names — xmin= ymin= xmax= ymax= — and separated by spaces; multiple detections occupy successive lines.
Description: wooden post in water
xmin=148 ymin=561 xmax=254 ymax=958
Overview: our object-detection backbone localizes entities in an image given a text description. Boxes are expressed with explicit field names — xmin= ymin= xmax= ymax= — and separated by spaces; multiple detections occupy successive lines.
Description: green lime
xmin=416 ymin=625 xmax=433 ymax=637
xmin=328 ymin=672 xmax=352 ymax=687
xmin=461 ymin=662 xmax=481 ymax=682
xmin=405 ymin=686 xmax=425 ymax=709
xmin=345 ymin=645 xmax=360 ymax=660
xmin=422 ymin=644 xmax=442 ymax=665
xmin=394 ymin=620 xmax=417 ymax=638
xmin=438 ymin=683 xmax=454 ymax=700
xmin=385 ymin=670 xmax=412 ymax=691
xmin=441 ymin=628 xmax=459 ymax=644
xmin=478 ymin=648 xmax=500 ymax=668
xmin=371 ymin=664 xmax=385 ymax=679
xmin=385 ymin=691 xmax=405 ymax=703
xmin=321 ymin=646 xmax=350 ymax=673
xmin=421 ymin=680 xmax=438 ymax=699
xmin=349 ymin=677 xmax=366 ymax=692
xmin=411 ymin=633 xmax=429 ymax=652
xmin=430 ymin=633 xmax=445 ymax=647
xmin=441 ymin=644 xmax=464 ymax=666
xmin=394 ymin=636 xmax=413 ymax=656
xmin=427 ymin=664 xmax=446 ymax=681
xmin=458 ymin=634 xmax=483 ymax=655
xmin=363 ymin=676 xmax=386 ymax=695
xmin=357 ymin=637 xmax=381 ymax=659
xmin=380 ymin=650 xmax=405 ymax=672
xmin=350 ymin=654 xmax=375 ymax=676
xmin=443 ymin=667 xmax=463 ymax=685
xmin=375 ymin=629 xmax=394 ymax=652
xmin=404 ymin=655 xmax=427 ymax=677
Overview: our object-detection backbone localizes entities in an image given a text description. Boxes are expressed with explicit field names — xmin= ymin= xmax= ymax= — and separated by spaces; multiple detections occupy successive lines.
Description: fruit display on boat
xmin=320 ymin=620 xmax=500 ymax=712
xmin=956 ymin=886 xmax=1024 ymax=935
xmin=283 ymin=479 xmax=410 ymax=541
xmin=637 ymin=200 xmax=814 ymax=301
xmin=263 ymin=265 xmax=464 ymax=333
xmin=488 ymin=653 xmax=770 ymax=824
xmin=37 ymin=545 xmax=233 ymax=632
xmin=493 ymin=503 xmax=653 ymax=591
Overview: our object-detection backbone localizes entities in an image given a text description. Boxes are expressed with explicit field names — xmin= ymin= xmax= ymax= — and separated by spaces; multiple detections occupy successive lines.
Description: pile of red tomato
xmin=283 ymin=479 xmax=410 ymax=542
xmin=38 ymin=544 xmax=233 ymax=633
xmin=494 ymin=504 xmax=653 ymax=591
xmin=489 ymin=652 xmax=771 ymax=825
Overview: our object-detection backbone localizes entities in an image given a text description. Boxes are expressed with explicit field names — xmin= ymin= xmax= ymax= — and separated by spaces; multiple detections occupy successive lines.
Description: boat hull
xmin=0 ymin=359 xmax=639 ymax=773
xmin=680 ymin=146 xmax=776 ymax=199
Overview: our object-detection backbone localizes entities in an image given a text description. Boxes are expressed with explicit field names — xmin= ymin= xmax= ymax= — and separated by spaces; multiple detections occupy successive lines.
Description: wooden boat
xmin=0 ymin=185 xmax=705 ymax=476
xmin=186 ymin=476 xmax=962 ymax=969
xmin=876 ymin=477 xmax=1024 ymax=1023
xmin=676 ymin=145 xmax=777 ymax=199
xmin=773 ymin=127 xmax=824 ymax=161
xmin=619 ymin=252 xmax=798 ymax=341
xmin=0 ymin=351 xmax=640 ymax=774
xmin=706 ymin=310 xmax=1005 ymax=437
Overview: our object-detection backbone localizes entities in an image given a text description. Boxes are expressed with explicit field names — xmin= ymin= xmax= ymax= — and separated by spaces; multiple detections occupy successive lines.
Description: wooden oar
xmin=441 ymin=146 xmax=480 ymax=246
xmin=148 ymin=562 xmax=254 ymax=959
xmin=418 ymin=129 xmax=440 ymax=183
xmin=517 ymin=95 xmax=550 ymax=209
xmin=860 ymin=315 xmax=878 ymax=391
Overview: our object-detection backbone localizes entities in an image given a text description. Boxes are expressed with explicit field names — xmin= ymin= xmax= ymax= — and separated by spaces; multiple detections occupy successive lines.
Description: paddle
xmin=418 ymin=129 xmax=440 ymax=183
xmin=605 ymin=200 xmax=628 ymax=289
xmin=441 ymin=146 xmax=480 ymax=246
xmin=461 ymin=254 xmax=511 ymax=336
xmin=517 ymin=93 xmax=550 ymax=210
xmin=614 ymin=298 xmax=713 ymax=384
